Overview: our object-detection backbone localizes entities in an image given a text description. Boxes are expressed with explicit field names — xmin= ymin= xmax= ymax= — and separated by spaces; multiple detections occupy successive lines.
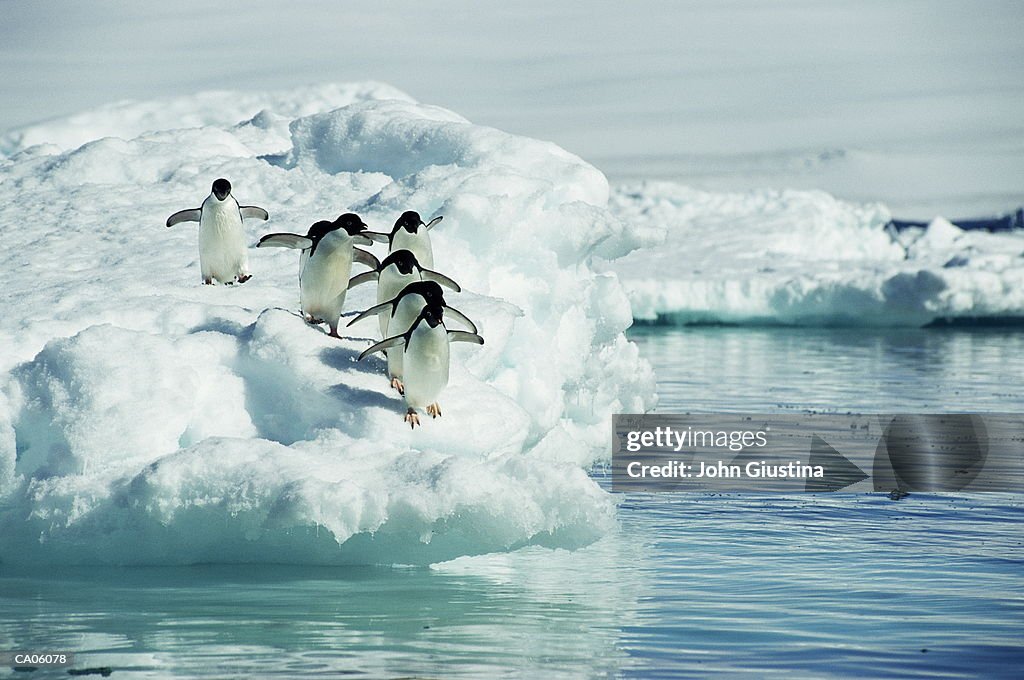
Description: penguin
xmin=358 ymin=304 xmax=484 ymax=428
xmin=347 ymin=280 xmax=477 ymax=393
xmin=386 ymin=211 xmax=443 ymax=268
xmin=166 ymin=178 xmax=268 ymax=285
xmin=257 ymin=213 xmax=380 ymax=338
xmin=347 ymin=249 xmax=462 ymax=338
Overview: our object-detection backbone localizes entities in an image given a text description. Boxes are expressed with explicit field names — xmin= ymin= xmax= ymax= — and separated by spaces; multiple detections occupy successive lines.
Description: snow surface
xmin=0 ymin=82 xmax=655 ymax=565
xmin=603 ymin=182 xmax=1024 ymax=326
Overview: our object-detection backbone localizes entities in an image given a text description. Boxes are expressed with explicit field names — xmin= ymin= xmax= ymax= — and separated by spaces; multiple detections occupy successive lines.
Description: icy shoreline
xmin=603 ymin=182 xmax=1024 ymax=327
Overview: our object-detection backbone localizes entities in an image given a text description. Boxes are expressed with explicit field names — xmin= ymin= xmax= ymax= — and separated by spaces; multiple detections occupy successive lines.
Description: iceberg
xmin=0 ymin=83 xmax=655 ymax=565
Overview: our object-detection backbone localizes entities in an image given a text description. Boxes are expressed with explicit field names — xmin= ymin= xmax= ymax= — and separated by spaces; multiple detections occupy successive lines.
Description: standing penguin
xmin=358 ymin=304 xmax=484 ymax=428
xmin=166 ymin=178 xmax=269 ymax=284
xmin=348 ymin=280 xmax=477 ymax=393
xmin=257 ymin=213 xmax=380 ymax=338
xmin=386 ymin=211 xmax=443 ymax=268
xmin=347 ymin=249 xmax=462 ymax=338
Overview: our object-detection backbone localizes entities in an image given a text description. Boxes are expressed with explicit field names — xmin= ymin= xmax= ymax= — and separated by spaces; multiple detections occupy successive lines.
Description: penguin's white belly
xmin=391 ymin=231 xmax=433 ymax=269
xmin=199 ymin=206 xmax=247 ymax=282
xmin=402 ymin=325 xmax=449 ymax=408
xmin=377 ymin=268 xmax=421 ymax=337
xmin=300 ymin=239 xmax=353 ymax=320
xmin=386 ymin=293 xmax=427 ymax=379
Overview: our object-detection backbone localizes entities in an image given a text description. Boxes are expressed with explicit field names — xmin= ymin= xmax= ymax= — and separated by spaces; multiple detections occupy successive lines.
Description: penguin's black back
xmin=380 ymin=249 xmax=420 ymax=275
xmin=335 ymin=213 xmax=367 ymax=235
xmin=392 ymin=211 xmax=422 ymax=235
xmin=305 ymin=220 xmax=339 ymax=256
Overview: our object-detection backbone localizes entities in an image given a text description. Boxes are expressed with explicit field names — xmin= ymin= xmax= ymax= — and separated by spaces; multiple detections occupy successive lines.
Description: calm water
xmin=2 ymin=328 xmax=1022 ymax=678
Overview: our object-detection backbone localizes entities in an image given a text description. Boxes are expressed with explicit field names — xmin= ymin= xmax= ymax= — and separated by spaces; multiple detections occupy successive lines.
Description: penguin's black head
xmin=421 ymin=304 xmax=445 ymax=329
xmin=334 ymin=212 xmax=369 ymax=236
xmin=382 ymin=249 xmax=420 ymax=276
xmin=212 ymin=178 xmax=232 ymax=201
xmin=306 ymin=220 xmax=338 ymax=241
xmin=394 ymin=210 xmax=424 ymax=234
xmin=401 ymin=280 xmax=445 ymax=306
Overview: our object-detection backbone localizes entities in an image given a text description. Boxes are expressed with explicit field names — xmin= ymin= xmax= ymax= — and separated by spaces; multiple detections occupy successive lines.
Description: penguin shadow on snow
xmin=319 ymin=341 xmax=384 ymax=372
xmin=181 ymin=306 xmax=406 ymax=436
xmin=319 ymin=346 xmax=403 ymax=412
xmin=182 ymin=309 xmax=345 ymax=445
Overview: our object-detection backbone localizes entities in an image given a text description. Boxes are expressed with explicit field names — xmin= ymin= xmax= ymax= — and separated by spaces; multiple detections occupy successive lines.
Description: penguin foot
xmin=404 ymin=408 xmax=420 ymax=429
xmin=391 ymin=378 xmax=405 ymax=395
xmin=237 ymin=273 xmax=252 ymax=284
xmin=304 ymin=314 xmax=324 ymax=325
xmin=202 ymin=278 xmax=213 ymax=285
xmin=328 ymin=328 xmax=341 ymax=339
xmin=426 ymin=403 xmax=442 ymax=419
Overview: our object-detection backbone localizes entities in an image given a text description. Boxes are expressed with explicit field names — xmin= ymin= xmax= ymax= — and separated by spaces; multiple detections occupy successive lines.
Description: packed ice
xmin=0 ymin=83 xmax=654 ymax=565
xmin=604 ymin=182 xmax=1024 ymax=326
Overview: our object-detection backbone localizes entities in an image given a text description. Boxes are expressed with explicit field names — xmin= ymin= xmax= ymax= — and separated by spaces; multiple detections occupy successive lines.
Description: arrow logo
xmin=806 ymin=435 xmax=869 ymax=492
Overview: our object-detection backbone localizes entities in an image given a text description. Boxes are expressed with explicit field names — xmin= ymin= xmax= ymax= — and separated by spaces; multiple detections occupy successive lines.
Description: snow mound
xmin=605 ymin=182 xmax=1024 ymax=326
xmin=0 ymin=82 xmax=414 ymax=157
xmin=0 ymin=83 xmax=653 ymax=565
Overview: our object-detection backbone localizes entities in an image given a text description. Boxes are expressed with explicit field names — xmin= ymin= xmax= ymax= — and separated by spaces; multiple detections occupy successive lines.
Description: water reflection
xmin=630 ymin=327 xmax=1024 ymax=412
xmin=0 ymin=534 xmax=646 ymax=678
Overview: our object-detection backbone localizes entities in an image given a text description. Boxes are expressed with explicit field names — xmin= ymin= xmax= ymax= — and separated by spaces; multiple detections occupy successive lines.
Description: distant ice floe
xmin=0 ymin=83 xmax=654 ymax=565
xmin=604 ymin=181 xmax=1024 ymax=326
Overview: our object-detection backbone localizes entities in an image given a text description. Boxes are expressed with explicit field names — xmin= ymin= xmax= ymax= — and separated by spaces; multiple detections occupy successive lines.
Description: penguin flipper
xmin=420 ymin=268 xmax=461 ymax=292
xmin=353 ymin=248 xmax=381 ymax=270
xmin=257 ymin=233 xmax=313 ymax=249
xmin=358 ymin=335 xmax=406 ymax=361
xmin=363 ymin=231 xmax=391 ymax=243
xmin=424 ymin=216 xmax=443 ymax=231
xmin=443 ymin=306 xmax=478 ymax=334
xmin=240 ymin=206 xmax=270 ymax=221
xmin=166 ymin=208 xmax=201 ymax=227
xmin=346 ymin=301 xmax=393 ymax=327
xmin=347 ymin=271 xmax=379 ymax=289
xmin=352 ymin=234 xmax=374 ymax=247
xmin=448 ymin=331 xmax=484 ymax=345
